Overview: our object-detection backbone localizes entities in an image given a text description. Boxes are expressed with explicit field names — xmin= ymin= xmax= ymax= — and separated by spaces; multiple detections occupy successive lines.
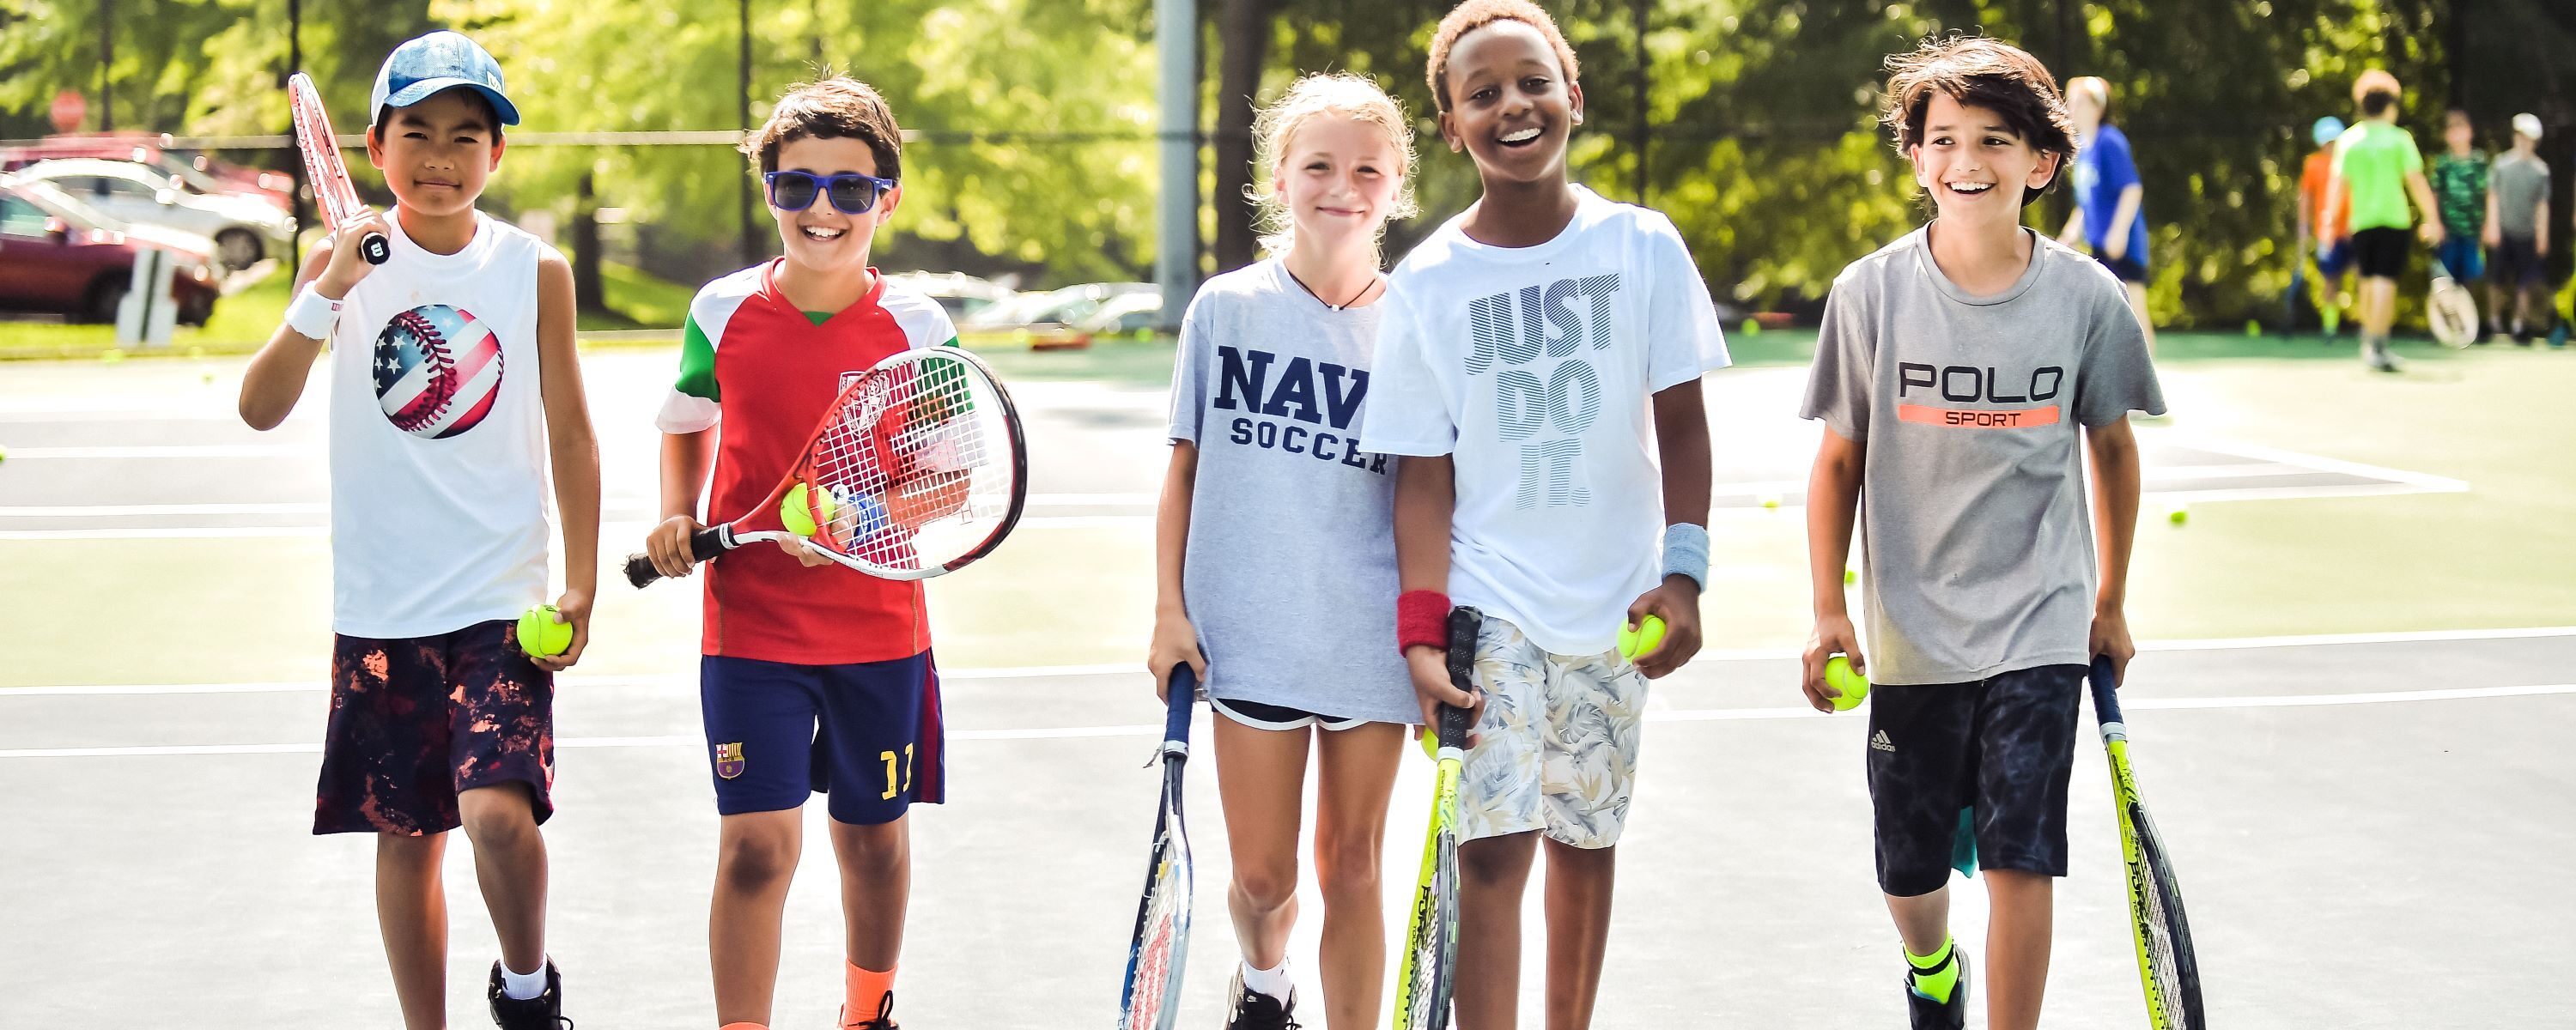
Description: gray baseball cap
xmin=369 ymin=31 xmax=520 ymax=127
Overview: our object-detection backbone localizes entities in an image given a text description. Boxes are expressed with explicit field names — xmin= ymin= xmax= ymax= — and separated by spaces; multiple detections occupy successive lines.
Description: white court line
xmin=0 ymin=445 xmax=303 ymax=459
xmin=7 ymin=682 xmax=2569 ymax=760
xmin=8 ymin=629 xmax=2573 ymax=698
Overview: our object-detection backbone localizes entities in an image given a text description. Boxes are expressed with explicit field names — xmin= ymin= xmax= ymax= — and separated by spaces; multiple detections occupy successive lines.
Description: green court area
xmin=2 ymin=337 xmax=2571 ymax=690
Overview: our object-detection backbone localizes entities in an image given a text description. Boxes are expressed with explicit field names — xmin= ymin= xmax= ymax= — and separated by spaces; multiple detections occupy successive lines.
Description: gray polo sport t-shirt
xmin=2492 ymin=152 xmax=2550 ymax=239
xmin=1167 ymin=259 xmax=1417 ymax=724
xmin=1801 ymin=227 xmax=2164 ymax=685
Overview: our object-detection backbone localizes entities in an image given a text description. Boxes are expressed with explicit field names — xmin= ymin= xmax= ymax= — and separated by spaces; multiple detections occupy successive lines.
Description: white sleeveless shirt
xmin=326 ymin=212 xmax=552 ymax=638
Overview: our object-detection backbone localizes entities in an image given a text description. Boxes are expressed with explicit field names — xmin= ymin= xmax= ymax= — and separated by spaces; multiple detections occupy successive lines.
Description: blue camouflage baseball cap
xmin=370 ymin=31 xmax=520 ymax=127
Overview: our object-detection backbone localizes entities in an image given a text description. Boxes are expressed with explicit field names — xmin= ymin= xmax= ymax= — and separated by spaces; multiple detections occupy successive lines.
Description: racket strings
xmin=289 ymin=84 xmax=361 ymax=227
xmin=805 ymin=355 xmax=1015 ymax=572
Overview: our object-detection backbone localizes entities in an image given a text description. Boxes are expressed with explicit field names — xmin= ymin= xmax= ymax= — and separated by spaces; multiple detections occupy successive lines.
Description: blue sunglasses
xmin=764 ymin=171 xmax=897 ymax=215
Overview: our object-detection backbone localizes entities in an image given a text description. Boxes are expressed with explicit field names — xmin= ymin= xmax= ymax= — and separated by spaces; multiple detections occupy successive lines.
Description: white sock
xmin=501 ymin=958 xmax=549 ymax=1001
xmin=1241 ymin=957 xmax=1292 ymax=1001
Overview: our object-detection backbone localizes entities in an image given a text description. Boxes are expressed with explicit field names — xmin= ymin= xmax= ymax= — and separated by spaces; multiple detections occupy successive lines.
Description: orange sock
xmin=843 ymin=961 xmax=896 ymax=1024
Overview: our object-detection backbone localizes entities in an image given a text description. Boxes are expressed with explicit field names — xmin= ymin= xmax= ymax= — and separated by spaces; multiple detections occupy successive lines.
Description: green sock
xmin=1905 ymin=936 xmax=1959 ymax=1003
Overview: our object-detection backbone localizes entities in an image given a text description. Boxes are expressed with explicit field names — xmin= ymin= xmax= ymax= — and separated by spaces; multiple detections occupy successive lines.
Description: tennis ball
xmin=1739 ymin=318 xmax=1763 ymax=336
xmin=2167 ymin=506 xmax=2189 ymax=527
xmin=517 ymin=605 xmax=572 ymax=657
xmin=1617 ymin=615 xmax=1668 ymax=662
xmin=1826 ymin=655 xmax=1870 ymax=711
xmin=781 ymin=482 xmax=834 ymax=537
xmin=1759 ymin=494 xmax=1782 ymax=510
xmin=1844 ymin=567 xmax=1859 ymax=585
xmin=2245 ymin=320 xmax=2263 ymax=336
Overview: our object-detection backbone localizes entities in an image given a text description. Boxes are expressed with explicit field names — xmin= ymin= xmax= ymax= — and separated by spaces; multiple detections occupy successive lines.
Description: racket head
xmin=792 ymin=346 xmax=1029 ymax=581
xmin=1395 ymin=758 xmax=1463 ymax=1030
xmin=287 ymin=73 xmax=362 ymax=230
xmin=2429 ymin=280 xmax=2479 ymax=348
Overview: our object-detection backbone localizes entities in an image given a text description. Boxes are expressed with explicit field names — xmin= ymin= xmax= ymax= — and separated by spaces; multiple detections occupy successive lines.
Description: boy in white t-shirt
xmin=237 ymin=32 xmax=598 ymax=1030
xmin=1360 ymin=3 xmax=1728 ymax=1026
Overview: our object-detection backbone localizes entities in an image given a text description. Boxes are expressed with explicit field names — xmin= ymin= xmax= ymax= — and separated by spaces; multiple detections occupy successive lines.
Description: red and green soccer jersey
xmin=653 ymin=261 xmax=961 ymax=664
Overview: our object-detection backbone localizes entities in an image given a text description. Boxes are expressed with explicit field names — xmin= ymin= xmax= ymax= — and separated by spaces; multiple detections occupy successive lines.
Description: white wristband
xmin=284 ymin=285 xmax=342 ymax=341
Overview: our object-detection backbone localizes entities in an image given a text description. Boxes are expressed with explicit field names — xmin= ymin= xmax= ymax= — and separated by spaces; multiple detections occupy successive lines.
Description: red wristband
xmin=1397 ymin=590 xmax=1451 ymax=656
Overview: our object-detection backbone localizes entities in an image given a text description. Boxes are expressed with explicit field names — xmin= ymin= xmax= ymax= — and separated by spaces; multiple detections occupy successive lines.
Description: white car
xmin=14 ymin=158 xmax=297 ymax=271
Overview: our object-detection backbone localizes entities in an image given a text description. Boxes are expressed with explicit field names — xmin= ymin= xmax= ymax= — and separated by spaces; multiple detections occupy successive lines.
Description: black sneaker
xmin=487 ymin=960 xmax=572 ymax=1030
xmin=1903 ymin=947 xmax=1969 ymax=1030
xmin=1222 ymin=968 xmax=1301 ymax=1030
xmin=840 ymin=990 xmax=900 ymax=1029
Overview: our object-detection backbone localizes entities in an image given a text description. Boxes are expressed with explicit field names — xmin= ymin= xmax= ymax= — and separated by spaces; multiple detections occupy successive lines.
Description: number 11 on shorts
xmin=880 ymin=744 xmax=914 ymax=799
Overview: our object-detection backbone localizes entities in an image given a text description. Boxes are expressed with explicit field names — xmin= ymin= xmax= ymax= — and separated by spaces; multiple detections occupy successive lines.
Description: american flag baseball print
xmin=374 ymin=304 xmax=505 ymax=439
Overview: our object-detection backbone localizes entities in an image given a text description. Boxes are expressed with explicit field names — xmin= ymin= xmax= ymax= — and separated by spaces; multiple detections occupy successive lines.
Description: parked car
xmin=0 ymin=134 xmax=294 ymax=210
xmin=1072 ymin=291 xmax=1164 ymax=336
xmin=0 ymin=177 xmax=221 ymax=326
xmin=884 ymin=270 xmax=1016 ymax=323
xmin=14 ymin=158 xmax=296 ymax=271
xmin=963 ymin=281 xmax=1153 ymax=330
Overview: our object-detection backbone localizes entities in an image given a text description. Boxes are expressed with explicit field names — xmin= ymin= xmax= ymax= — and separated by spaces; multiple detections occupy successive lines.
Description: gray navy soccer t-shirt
xmin=1167 ymin=259 xmax=1417 ymax=724
xmin=1801 ymin=227 xmax=2164 ymax=685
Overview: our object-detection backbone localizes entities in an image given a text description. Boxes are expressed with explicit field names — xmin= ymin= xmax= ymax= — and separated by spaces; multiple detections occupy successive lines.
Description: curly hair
xmin=1880 ymin=36 xmax=2075 ymax=206
xmin=743 ymin=75 xmax=903 ymax=181
xmin=1425 ymin=0 xmax=1582 ymax=114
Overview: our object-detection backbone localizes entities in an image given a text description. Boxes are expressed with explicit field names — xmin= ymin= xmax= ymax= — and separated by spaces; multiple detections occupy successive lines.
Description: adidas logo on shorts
xmin=1870 ymin=730 xmax=1896 ymax=753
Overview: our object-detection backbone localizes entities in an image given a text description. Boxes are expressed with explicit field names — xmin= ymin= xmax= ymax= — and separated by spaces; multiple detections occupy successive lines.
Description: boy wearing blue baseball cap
xmin=238 ymin=28 xmax=596 ymax=1030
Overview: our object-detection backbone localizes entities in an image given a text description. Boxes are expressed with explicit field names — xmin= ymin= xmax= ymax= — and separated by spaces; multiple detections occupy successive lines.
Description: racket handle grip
xmin=621 ymin=526 xmax=731 ymax=588
xmin=360 ymin=232 xmax=390 ymax=265
xmin=2087 ymin=655 xmax=2123 ymax=723
xmin=1438 ymin=606 xmax=1483 ymax=748
xmin=1163 ymin=665 xmax=1197 ymax=745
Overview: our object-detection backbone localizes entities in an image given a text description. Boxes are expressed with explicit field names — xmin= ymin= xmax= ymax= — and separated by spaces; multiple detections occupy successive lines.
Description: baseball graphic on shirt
xmin=374 ymin=304 xmax=503 ymax=439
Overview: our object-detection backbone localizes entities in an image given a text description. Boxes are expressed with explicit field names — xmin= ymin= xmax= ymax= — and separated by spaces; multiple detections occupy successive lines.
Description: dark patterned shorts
xmin=1866 ymin=663 xmax=2083 ymax=897
xmin=315 ymin=620 xmax=556 ymax=836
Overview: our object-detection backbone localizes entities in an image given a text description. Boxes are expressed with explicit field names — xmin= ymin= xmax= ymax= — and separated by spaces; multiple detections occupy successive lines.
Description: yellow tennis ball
xmin=1826 ymin=655 xmax=1870 ymax=711
xmin=517 ymin=605 xmax=572 ymax=657
xmin=2168 ymin=506 xmax=2189 ymax=527
xmin=1617 ymin=615 xmax=1668 ymax=662
xmin=781 ymin=482 xmax=818 ymax=536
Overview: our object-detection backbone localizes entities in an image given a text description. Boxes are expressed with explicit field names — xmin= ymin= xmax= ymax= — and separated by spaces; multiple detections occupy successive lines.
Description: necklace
xmin=1284 ymin=265 xmax=1381 ymax=311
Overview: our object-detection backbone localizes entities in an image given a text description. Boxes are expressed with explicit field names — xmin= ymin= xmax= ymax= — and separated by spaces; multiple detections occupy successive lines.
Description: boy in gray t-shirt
xmin=1797 ymin=37 xmax=2162 ymax=1030
xmin=2485 ymin=113 xmax=2554 ymax=342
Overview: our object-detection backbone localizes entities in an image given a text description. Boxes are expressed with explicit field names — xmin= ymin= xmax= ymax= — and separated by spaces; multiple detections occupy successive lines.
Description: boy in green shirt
xmin=2428 ymin=107 xmax=2490 ymax=326
xmin=2323 ymin=70 xmax=2444 ymax=372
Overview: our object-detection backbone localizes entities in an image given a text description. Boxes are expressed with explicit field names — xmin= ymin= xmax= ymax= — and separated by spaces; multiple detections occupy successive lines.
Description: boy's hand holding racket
xmin=1406 ymin=644 xmax=1480 ymax=743
xmin=1800 ymin=614 xmax=1868 ymax=712
xmin=2087 ymin=609 xmax=2136 ymax=686
xmin=644 ymin=515 xmax=706 ymax=579
xmin=312 ymin=211 xmax=393 ymax=300
xmin=1623 ymin=579 xmax=1703 ymax=678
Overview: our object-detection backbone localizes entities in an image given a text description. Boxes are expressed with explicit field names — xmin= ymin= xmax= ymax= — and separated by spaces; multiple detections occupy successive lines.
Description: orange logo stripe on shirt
xmin=1897 ymin=403 xmax=2062 ymax=428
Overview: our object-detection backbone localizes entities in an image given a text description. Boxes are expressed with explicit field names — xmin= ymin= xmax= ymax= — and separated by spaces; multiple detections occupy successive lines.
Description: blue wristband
xmin=1661 ymin=523 xmax=1710 ymax=592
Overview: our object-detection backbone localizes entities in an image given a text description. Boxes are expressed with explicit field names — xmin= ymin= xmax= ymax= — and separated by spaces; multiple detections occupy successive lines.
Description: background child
xmin=2322 ymin=70 xmax=2445 ymax=372
xmin=2060 ymin=76 xmax=2155 ymax=353
xmin=237 ymin=30 xmax=598 ymax=1030
xmin=1362 ymin=3 xmax=1726 ymax=1027
xmin=1799 ymin=37 xmax=2160 ymax=1030
xmin=2428 ymin=107 xmax=2490 ymax=324
xmin=644 ymin=76 xmax=958 ymax=1030
xmin=2297 ymin=114 xmax=2355 ymax=336
xmin=2486 ymin=113 xmax=2554 ymax=342
xmin=1150 ymin=71 xmax=1421 ymax=1030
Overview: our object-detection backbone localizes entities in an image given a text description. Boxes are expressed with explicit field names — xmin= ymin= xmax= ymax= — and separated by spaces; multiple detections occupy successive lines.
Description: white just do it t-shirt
xmin=1362 ymin=187 xmax=1730 ymax=655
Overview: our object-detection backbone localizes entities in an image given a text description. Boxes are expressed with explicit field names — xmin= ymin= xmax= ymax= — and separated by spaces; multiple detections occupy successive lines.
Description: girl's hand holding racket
xmin=1406 ymin=645 xmax=1480 ymax=744
xmin=1146 ymin=610 xmax=1206 ymax=703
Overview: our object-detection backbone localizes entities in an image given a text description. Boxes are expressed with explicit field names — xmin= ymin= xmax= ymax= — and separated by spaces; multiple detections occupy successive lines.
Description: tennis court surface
xmin=3 ymin=343 xmax=2571 ymax=1027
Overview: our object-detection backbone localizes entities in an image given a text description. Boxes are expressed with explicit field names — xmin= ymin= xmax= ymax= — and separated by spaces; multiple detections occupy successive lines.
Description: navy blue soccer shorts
xmin=699 ymin=651 xmax=946 ymax=826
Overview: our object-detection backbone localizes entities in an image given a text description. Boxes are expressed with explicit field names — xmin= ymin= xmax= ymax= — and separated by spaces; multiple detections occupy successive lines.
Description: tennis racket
xmin=2090 ymin=657 xmax=2206 ymax=1030
xmin=2427 ymin=253 xmax=2479 ymax=348
xmin=1394 ymin=605 xmax=1481 ymax=1030
xmin=287 ymin=72 xmax=389 ymax=265
xmin=625 ymin=345 xmax=1027 ymax=586
xmin=1115 ymin=664 xmax=1199 ymax=1030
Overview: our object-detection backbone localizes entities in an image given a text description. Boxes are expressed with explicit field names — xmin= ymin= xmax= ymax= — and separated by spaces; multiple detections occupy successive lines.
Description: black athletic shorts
xmin=2093 ymin=251 xmax=2148 ymax=283
xmin=1210 ymin=694 xmax=1366 ymax=731
xmin=2351 ymin=227 xmax=2411 ymax=280
xmin=2494 ymin=234 xmax=2545 ymax=288
xmin=1866 ymin=663 xmax=2084 ymax=898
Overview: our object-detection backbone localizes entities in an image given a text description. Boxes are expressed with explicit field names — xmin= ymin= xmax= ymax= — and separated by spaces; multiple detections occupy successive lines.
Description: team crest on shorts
xmin=374 ymin=304 xmax=503 ymax=439
xmin=714 ymin=742 xmax=746 ymax=779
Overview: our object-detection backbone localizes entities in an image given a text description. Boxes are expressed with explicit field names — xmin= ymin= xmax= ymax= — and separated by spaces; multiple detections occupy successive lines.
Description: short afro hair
xmin=1426 ymin=0 xmax=1582 ymax=114
xmin=1880 ymin=36 xmax=2076 ymax=206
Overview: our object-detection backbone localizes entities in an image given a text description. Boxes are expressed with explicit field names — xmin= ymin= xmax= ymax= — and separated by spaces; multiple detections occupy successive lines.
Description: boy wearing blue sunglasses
xmin=647 ymin=76 xmax=961 ymax=1030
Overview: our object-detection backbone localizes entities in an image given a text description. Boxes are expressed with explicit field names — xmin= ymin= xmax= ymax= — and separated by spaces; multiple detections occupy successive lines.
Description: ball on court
xmin=517 ymin=605 xmax=572 ymax=657
xmin=1759 ymin=494 xmax=1782 ymax=510
xmin=1618 ymin=615 xmax=1668 ymax=662
xmin=2167 ymin=506 xmax=2189 ymax=527
xmin=1825 ymin=655 xmax=1870 ymax=711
